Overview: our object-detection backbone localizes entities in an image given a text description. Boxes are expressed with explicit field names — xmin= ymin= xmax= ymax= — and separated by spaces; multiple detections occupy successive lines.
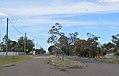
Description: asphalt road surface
xmin=66 ymin=56 xmax=109 ymax=63
xmin=0 ymin=56 xmax=119 ymax=76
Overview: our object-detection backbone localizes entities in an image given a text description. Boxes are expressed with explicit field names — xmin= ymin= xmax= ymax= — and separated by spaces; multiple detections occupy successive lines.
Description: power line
xmin=8 ymin=19 xmax=24 ymax=35
xmin=8 ymin=18 xmax=35 ymax=44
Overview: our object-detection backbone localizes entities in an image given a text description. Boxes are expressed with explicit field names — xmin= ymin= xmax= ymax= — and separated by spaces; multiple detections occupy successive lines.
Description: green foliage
xmin=102 ymin=42 xmax=115 ymax=50
xmin=35 ymin=47 xmax=46 ymax=55
xmin=47 ymin=23 xmax=79 ymax=56
xmin=73 ymin=33 xmax=103 ymax=58
xmin=112 ymin=34 xmax=119 ymax=51
xmin=1 ymin=36 xmax=34 ymax=53
xmin=114 ymin=52 xmax=119 ymax=56
xmin=95 ymin=58 xmax=119 ymax=64
xmin=8 ymin=40 xmax=17 ymax=52
xmin=15 ymin=37 xmax=34 ymax=53
xmin=47 ymin=23 xmax=64 ymax=55
xmin=47 ymin=23 xmax=63 ymax=44
xmin=58 ymin=35 xmax=69 ymax=55
xmin=15 ymin=37 xmax=24 ymax=52
xmin=68 ymin=32 xmax=78 ymax=55
xmin=73 ymin=40 xmax=88 ymax=56
xmin=48 ymin=24 xmax=119 ymax=58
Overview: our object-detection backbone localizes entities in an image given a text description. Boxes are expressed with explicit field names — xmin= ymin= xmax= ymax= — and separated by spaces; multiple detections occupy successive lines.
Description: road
xmin=66 ymin=56 xmax=109 ymax=63
xmin=0 ymin=56 xmax=119 ymax=76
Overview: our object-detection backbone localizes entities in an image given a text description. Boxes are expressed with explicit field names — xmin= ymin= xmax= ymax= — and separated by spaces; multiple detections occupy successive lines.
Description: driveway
xmin=0 ymin=56 xmax=119 ymax=76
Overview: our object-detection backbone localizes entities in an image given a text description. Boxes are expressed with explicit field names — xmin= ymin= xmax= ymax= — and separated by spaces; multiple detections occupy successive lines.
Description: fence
xmin=0 ymin=52 xmax=25 ymax=56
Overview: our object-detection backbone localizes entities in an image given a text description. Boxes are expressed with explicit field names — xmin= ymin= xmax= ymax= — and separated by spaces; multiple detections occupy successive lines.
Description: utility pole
xmin=24 ymin=33 xmax=26 ymax=54
xmin=0 ymin=34 xmax=1 ymax=49
xmin=6 ymin=18 xmax=8 ymax=56
xmin=0 ymin=34 xmax=1 ymax=43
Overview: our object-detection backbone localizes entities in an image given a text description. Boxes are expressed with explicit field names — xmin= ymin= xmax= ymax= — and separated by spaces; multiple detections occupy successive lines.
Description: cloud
xmin=26 ymin=26 xmax=49 ymax=31
xmin=13 ymin=14 xmax=119 ymax=28
xmin=0 ymin=1 xmax=119 ymax=17
xmin=109 ymin=25 xmax=119 ymax=29
xmin=97 ymin=0 xmax=119 ymax=3
xmin=82 ymin=26 xmax=97 ymax=29
xmin=1 ymin=1 xmax=118 ymax=32
xmin=0 ymin=12 xmax=8 ymax=17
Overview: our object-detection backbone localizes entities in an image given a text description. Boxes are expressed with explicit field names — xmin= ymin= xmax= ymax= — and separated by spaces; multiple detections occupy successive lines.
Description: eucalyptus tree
xmin=58 ymin=32 xmax=79 ymax=55
xmin=112 ymin=34 xmax=119 ymax=50
xmin=47 ymin=23 xmax=64 ymax=44
xmin=58 ymin=35 xmax=68 ymax=55
xmin=112 ymin=34 xmax=119 ymax=57
xmin=87 ymin=33 xmax=100 ymax=58
xmin=73 ymin=39 xmax=89 ymax=56
xmin=67 ymin=32 xmax=79 ymax=55
xmin=47 ymin=23 xmax=64 ymax=54
xmin=47 ymin=23 xmax=79 ymax=55
xmin=102 ymin=42 xmax=115 ymax=50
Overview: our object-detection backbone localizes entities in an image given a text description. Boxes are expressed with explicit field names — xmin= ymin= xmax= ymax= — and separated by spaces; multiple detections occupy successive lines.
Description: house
xmin=0 ymin=44 xmax=5 ymax=51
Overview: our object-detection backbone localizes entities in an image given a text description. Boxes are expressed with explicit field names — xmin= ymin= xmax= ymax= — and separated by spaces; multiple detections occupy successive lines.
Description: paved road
xmin=66 ymin=56 xmax=109 ymax=63
xmin=0 ymin=56 xmax=119 ymax=76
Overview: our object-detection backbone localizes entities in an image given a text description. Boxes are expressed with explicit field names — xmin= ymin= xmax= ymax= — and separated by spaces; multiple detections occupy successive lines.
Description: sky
xmin=0 ymin=0 xmax=119 ymax=51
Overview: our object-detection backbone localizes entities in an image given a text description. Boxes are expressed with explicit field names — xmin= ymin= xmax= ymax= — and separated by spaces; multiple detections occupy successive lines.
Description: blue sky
xmin=0 ymin=0 xmax=119 ymax=51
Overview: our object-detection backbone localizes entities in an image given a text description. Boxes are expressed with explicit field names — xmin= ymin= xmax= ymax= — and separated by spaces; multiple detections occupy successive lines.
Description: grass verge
xmin=94 ymin=58 xmax=119 ymax=64
xmin=0 ymin=55 xmax=32 ymax=68
xmin=48 ymin=55 xmax=87 ymax=69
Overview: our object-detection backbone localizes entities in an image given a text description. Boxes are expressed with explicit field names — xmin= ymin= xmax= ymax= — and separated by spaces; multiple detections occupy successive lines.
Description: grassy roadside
xmin=48 ymin=55 xmax=86 ymax=69
xmin=94 ymin=58 xmax=119 ymax=64
xmin=0 ymin=55 xmax=32 ymax=68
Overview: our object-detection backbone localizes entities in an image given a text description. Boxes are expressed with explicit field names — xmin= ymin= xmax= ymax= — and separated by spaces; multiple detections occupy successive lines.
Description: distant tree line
xmin=47 ymin=23 xmax=119 ymax=58
xmin=0 ymin=36 xmax=46 ymax=54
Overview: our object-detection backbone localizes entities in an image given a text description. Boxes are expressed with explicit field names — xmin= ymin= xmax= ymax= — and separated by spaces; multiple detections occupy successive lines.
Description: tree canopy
xmin=47 ymin=23 xmax=119 ymax=58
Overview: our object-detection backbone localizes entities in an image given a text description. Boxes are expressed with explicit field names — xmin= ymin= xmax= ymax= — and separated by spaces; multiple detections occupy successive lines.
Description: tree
xmin=58 ymin=35 xmax=69 ymax=55
xmin=8 ymin=40 xmax=17 ymax=52
xmin=47 ymin=23 xmax=63 ymax=44
xmin=102 ymin=42 xmax=115 ymax=50
xmin=0 ymin=42 xmax=5 ymax=51
xmin=67 ymin=32 xmax=79 ymax=55
xmin=15 ymin=37 xmax=24 ymax=52
xmin=87 ymin=33 xmax=100 ymax=47
xmin=0 ymin=39 xmax=17 ymax=52
xmin=48 ymin=45 xmax=58 ymax=55
xmin=47 ymin=23 xmax=80 ymax=56
xmin=86 ymin=33 xmax=100 ymax=58
xmin=112 ymin=34 xmax=119 ymax=57
xmin=15 ymin=37 xmax=34 ymax=53
xmin=35 ymin=47 xmax=46 ymax=55
xmin=68 ymin=32 xmax=78 ymax=45
xmin=58 ymin=32 xmax=79 ymax=55
xmin=112 ymin=34 xmax=119 ymax=51
xmin=73 ymin=39 xmax=89 ymax=56
xmin=47 ymin=23 xmax=64 ymax=55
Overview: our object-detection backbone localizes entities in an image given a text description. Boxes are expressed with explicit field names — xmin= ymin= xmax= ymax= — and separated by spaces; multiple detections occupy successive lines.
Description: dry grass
xmin=95 ymin=58 xmax=119 ymax=64
xmin=49 ymin=55 xmax=86 ymax=69
xmin=0 ymin=55 xmax=32 ymax=67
